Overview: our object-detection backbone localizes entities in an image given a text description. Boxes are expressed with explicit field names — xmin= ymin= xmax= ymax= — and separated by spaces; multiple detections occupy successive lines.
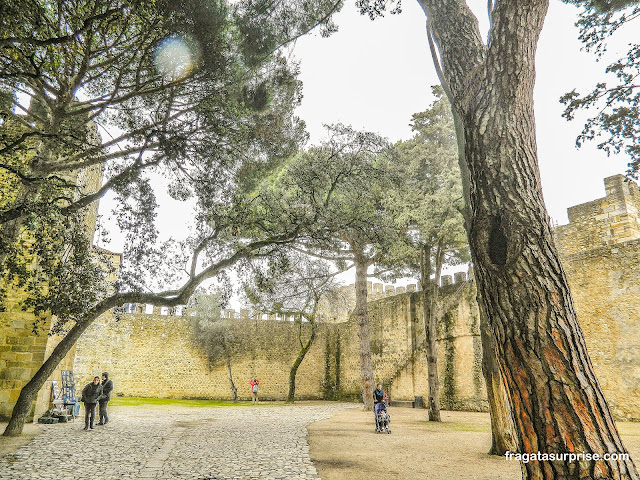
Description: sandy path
xmin=308 ymin=408 xmax=640 ymax=480
xmin=309 ymin=408 xmax=521 ymax=480
xmin=309 ymin=407 xmax=640 ymax=480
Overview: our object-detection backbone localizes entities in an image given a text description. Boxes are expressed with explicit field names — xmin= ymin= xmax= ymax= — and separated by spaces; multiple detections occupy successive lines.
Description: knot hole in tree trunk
xmin=488 ymin=215 xmax=508 ymax=266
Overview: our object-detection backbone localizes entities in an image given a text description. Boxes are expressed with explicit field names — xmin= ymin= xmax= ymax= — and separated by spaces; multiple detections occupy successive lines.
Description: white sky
xmin=292 ymin=0 xmax=634 ymax=225
xmin=97 ymin=0 xmax=636 ymax=296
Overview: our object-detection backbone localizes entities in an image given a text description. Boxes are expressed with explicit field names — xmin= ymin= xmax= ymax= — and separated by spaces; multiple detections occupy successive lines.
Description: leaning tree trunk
xmin=420 ymin=0 xmax=638 ymax=477
xmin=223 ymin=346 xmax=238 ymax=403
xmin=287 ymin=318 xmax=317 ymax=403
xmin=3 ymin=313 xmax=96 ymax=436
xmin=443 ymin=78 xmax=517 ymax=455
xmin=354 ymin=254 xmax=374 ymax=411
xmin=427 ymin=25 xmax=518 ymax=453
xmin=448 ymin=87 xmax=520 ymax=452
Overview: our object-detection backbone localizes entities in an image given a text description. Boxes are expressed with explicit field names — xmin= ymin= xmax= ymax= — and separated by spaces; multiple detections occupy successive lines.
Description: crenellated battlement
xmin=117 ymin=270 xmax=472 ymax=323
xmin=555 ymin=175 xmax=640 ymax=256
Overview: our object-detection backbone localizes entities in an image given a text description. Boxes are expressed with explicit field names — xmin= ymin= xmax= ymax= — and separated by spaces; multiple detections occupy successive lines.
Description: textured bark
xmin=286 ymin=318 xmax=317 ymax=403
xmin=421 ymin=243 xmax=442 ymax=422
xmin=427 ymin=18 xmax=516 ymax=452
xmin=480 ymin=300 xmax=518 ymax=455
xmin=355 ymin=254 xmax=374 ymax=411
xmin=420 ymin=0 xmax=638 ymax=477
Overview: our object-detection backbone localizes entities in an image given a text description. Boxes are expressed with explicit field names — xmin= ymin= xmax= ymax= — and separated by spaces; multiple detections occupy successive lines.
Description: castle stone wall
xmin=0 ymin=292 xmax=51 ymax=420
xmin=556 ymin=241 xmax=640 ymax=420
xmin=554 ymin=175 xmax=640 ymax=420
xmin=70 ymin=276 xmax=478 ymax=408
xmin=72 ymin=313 xmax=329 ymax=401
xmin=337 ymin=281 xmax=485 ymax=410
xmin=0 ymin=143 xmax=106 ymax=421
xmin=5 ymin=174 xmax=640 ymax=421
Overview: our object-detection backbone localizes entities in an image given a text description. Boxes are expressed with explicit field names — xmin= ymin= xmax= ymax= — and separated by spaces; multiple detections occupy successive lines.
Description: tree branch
xmin=417 ymin=0 xmax=486 ymax=100
xmin=0 ymin=8 xmax=123 ymax=48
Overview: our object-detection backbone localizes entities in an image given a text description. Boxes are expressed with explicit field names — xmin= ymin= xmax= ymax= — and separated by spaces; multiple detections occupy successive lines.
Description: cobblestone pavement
xmin=0 ymin=402 xmax=355 ymax=480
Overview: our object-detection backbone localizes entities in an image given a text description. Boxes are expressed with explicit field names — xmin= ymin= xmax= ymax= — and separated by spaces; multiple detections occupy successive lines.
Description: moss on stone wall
xmin=336 ymin=283 xmax=486 ymax=411
xmin=441 ymin=311 xmax=456 ymax=410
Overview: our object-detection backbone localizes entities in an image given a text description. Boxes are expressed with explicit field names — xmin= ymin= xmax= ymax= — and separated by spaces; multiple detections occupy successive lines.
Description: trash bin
xmin=414 ymin=396 xmax=424 ymax=409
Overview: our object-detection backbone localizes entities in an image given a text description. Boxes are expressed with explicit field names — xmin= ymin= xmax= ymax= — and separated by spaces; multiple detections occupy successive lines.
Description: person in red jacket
xmin=250 ymin=378 xmax=259 ymax=405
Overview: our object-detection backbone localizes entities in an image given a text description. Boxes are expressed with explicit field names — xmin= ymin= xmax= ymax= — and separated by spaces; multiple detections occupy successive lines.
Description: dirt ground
xmin=0 ymin=422 xmax=44 ymax=457
xmin=308 ymin=407 xmax=640 ymax=480
xmin=4 ymin=403 xmax=640 ymax=480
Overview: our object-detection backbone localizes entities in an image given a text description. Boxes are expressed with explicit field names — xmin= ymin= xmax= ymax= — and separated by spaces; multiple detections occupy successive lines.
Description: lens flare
xmin=154 ymin=36 xmax=199 ymax=80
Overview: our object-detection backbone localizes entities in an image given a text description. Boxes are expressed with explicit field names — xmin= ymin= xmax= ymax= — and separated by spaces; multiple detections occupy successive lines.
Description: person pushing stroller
xmin=373 ymin=383 xmax=391 ymax=434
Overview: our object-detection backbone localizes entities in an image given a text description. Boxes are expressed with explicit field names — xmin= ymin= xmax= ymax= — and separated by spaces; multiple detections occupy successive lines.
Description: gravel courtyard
xmin=0 ymin=402 xmax=354 ymax=480
xmin=4 ymin=402 xmax=640 ymax=480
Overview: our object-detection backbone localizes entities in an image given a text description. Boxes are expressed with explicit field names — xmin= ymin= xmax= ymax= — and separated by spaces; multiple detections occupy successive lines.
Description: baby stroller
xmin=374 ymin=402 xmax=391 ymax=434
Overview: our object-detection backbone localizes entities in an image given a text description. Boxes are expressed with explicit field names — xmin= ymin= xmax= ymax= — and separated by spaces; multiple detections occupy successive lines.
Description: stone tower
xmin=554 ymin=174 xmax=640 ymax=419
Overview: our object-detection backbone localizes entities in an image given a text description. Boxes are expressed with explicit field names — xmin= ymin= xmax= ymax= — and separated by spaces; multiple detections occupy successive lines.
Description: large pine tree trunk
xmin=479 ymin=301 xmax=518 ymax=455
xmin=354 ymin=254 xmax=374 ymax=411
xmin=442 ymin=74 xmax=517 ymax=455
xmin=427 ymin=29 xmax=518 ymax=452
xmin=420 ymin=0 xmax=638 ymax=477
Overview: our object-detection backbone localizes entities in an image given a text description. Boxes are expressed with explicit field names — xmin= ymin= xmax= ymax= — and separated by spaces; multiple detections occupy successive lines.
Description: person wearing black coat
xmin=98 ymin=372 xmax=113 ymax=425
xmin=81 ymin=376 xmax=103 ymax=430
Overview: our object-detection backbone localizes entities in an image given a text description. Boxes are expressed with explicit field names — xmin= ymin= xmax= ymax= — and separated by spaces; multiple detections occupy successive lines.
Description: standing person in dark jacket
xmin=81 ymin=376 xmax=103 ymax=430
xmin=98 ymin=372 xmax=113 ymax=425
xmin=373 ymin=383 xmax=385 ymax=415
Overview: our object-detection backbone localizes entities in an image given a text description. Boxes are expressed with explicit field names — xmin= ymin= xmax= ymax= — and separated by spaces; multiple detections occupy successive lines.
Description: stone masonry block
xmin=1 ymin=367 xmax=32 ymax=381
xmin=13 ymin=352 xmax=33 ymax=363
xmin=454 ymin=272 xmax=467 ymax=284
xmin=10 ymin=319 xmax=26 ymax=329
xmin=1 ymin=352 xmax=18 ymax=362
xmin=6 ymin=361 xmax=30 ymax=368
xmin=9 ymin=389 xmax=21 ymax=404
xmin=10 ymin=345 xmax=30 ymax=353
